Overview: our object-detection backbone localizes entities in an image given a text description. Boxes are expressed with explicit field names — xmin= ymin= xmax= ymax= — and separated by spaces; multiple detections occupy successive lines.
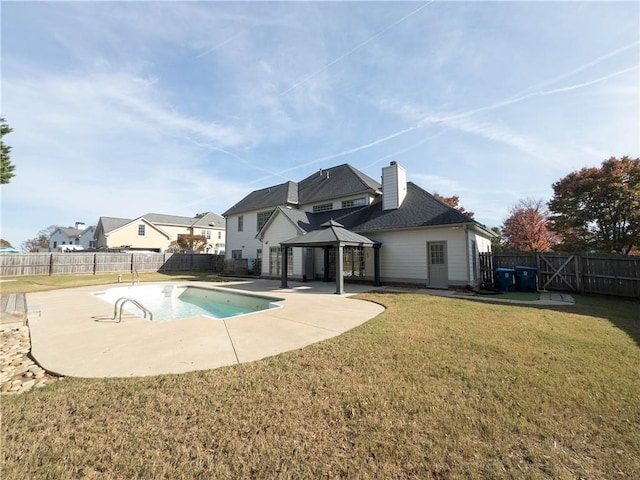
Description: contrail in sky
xmin=250 ymin=38 xmax=638 ymax=185
xmin=421 ymin=64 xmax=639 ymax=126
xmin=267 ymin=61 xmax=638 ymax=181
xmin=279 ymin=2 xmax=433 ymax=96
xmin=194 ymin=32 xmax=242 ymax=59
xmin=515 ymin=40 xmax=640 ymax=96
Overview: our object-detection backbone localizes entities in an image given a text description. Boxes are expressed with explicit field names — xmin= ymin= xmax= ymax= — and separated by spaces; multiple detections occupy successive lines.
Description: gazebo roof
xmin=280 ymin=220 xmax=379 ymax=248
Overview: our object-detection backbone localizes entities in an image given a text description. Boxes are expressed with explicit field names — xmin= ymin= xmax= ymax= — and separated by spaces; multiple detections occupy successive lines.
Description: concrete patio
xmin=26 ymin=280 xmax=385 ymax=378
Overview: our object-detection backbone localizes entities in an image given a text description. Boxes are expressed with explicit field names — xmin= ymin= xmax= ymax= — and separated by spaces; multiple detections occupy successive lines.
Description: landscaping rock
xmin=0 ymin=325 xmax=63 ymax=395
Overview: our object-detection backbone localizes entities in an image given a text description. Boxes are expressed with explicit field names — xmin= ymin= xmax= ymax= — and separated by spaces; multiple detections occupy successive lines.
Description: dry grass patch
xmin=2 ymin=293 xmax=639 ymax=479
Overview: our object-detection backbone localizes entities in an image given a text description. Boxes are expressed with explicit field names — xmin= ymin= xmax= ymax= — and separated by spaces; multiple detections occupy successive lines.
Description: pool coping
xmin=27 ymin=280 xmax=386 ymax=378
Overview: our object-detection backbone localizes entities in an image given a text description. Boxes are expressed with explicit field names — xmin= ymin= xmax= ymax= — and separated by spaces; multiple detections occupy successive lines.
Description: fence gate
xmin=537 ymin=254 xmax=580 ymax=292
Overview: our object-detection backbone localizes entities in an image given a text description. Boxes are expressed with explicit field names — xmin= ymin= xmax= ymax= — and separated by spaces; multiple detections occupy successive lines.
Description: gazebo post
xmin=281 ymin=246 xmax=289 ymax=289
xmin=335 ymin=243 xmax=344 ymax=294
xmin=374 ymin=244 xmax=382 ymax=286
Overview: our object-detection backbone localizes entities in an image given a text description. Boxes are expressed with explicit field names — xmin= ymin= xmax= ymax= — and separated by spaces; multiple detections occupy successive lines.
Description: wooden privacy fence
xmin=480 ymin=252 xmax=640 ymax=298
xmin=0 ymin=253 xmax=225 ymax=277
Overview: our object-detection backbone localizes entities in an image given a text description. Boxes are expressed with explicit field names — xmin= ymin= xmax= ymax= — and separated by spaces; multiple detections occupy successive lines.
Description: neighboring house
xmin=223 ymin=162 xmax=496 ymax=289
xmin=49 ymin=222 xmax=96 ymax=251
xmin=94 ymin=212 xmax=226 ymax=253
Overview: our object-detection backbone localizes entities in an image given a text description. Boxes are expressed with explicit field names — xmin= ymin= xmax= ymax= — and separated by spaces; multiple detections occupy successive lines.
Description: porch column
xmin=373 ymin=244 xmax=382 ymax=286
xmin=335 ymin=244 xmax=344 ymax=294
xmin=280 ymin=246 xmax=289 ymax=289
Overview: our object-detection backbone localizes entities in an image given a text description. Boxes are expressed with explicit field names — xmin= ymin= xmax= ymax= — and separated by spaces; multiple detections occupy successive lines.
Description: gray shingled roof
xmin=223 ymin=165 xmax=381 ymax=216
xmin=223 ymin=181 xmax=298 ymax=216
xmin=271 ymin=181 xmax=485 ymax=237
xmin=297 ymin=164 xmax=381 ymax=205
xmin=98 ymin=217 xmax=131 ymax=234
xmin=99 ymin=212 xmax=225 ymax=235
xmin=57 ymin=227 xmax=84 ymax=239
xmin=191 ymin=212 xmax=225 ymax=228
xmin=281 ymin=221 xmax=378 ymax=247
xmin=352 ymin=182 xmax=478 ymax=233
xmin=226 ymin=164 xmax=493 ymax=236
xmin=273 ymin=205 xmax=371 ymax=234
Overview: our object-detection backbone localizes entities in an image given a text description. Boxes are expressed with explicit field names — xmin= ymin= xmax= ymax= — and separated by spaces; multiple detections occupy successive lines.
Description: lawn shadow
xmin=473 ymin=293 xmax=640 ymax=349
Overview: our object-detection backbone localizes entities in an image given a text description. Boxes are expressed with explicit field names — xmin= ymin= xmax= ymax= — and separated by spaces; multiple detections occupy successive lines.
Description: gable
xmin=99 ymin=217 xmax=171 ymax=239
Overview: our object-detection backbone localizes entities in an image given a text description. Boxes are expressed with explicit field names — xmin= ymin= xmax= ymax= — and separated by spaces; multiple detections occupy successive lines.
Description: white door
xmin=427 ymin=242 xmax=448 ymax=288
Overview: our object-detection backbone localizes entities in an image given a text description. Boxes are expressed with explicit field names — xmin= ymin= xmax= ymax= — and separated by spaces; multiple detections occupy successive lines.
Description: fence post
xmin=49 ymin=253 xmax=54 ymax=276
xmin=577 ymin=253 xmax=584 ymax=294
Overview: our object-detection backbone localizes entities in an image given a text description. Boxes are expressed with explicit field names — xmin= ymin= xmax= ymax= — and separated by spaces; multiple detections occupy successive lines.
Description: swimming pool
xmin=94 ymin=284 xmax=284 ymax=321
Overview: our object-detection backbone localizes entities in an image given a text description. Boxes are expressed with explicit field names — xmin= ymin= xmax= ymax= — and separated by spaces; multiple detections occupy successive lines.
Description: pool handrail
xmin=113 ymin=297 xmax=153 ymax=322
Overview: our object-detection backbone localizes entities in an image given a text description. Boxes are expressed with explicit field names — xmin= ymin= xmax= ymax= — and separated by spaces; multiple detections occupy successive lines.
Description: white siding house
xmin=224 ymin=162 xmax=496 ymax=288
xmin=49 ymin=222 xmax=96 ymax=251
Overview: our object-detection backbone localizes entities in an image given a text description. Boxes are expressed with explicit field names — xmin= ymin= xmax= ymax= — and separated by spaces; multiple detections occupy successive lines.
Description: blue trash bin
xmin=495 ymin=268 xmax=516 ymax=292
xmin=515 ymin=266 xmax=538 ymax=292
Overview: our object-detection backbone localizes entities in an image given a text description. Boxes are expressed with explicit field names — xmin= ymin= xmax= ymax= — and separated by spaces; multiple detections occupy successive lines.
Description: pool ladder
xmin=113 ymin=297 xmax=153 ymax=322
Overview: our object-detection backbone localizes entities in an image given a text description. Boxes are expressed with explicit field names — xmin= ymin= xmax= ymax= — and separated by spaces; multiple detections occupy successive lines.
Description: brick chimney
xmin=382 ymin=161 xmax=407 ymax=210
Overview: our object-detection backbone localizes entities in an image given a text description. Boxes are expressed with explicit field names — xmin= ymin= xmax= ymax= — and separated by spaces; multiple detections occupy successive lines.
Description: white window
xmin=257 ymin=211 xmax=273 ymax=231
xmin=138 ymin=224 xmax=146 ymax=236
xmin=313 ymin=203 xmax=333 ymax=213
xmin=342 ymin=198 xmax=367 ymax=208
xmin=269 ymin=247 xmax=281 ymax=275
xmin=238 ymin=216 xmax=243 ymax=232
xmin=269 ymin=247 xmax=293 ymax=275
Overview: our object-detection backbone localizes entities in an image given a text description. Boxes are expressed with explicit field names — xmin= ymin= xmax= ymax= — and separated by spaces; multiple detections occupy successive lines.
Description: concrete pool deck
xmin=27 ymin=280 xmax=385 ymax=378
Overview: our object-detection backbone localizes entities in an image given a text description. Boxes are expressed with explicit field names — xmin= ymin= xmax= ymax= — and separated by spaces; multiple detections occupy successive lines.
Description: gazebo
xmin=279 ymin=220 xmax=381 ymax=294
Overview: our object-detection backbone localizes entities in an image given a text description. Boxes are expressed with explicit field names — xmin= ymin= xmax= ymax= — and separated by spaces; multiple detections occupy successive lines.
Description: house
xmin=94 ymin=212 xmax=226 ymax=253
xmin=49 ymin=222 xmax=96 ymax=251
xmin=223 ymin=162 xmax=495 ymax=291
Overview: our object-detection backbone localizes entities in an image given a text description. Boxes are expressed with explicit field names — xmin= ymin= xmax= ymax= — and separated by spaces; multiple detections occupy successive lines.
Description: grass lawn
xmin=1 ymin=279 xmax=639 ymax=479
xmin=0 ymin=271 xmax=223 ymax=294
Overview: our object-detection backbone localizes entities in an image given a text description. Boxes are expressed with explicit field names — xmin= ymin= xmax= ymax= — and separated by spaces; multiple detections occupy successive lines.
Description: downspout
xmin=464 ymin=225 xmax=471 ymax=285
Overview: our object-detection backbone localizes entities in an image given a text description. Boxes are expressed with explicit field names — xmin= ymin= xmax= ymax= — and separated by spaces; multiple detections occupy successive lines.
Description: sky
xmin=1 ymin=1 xmax=638 ymax=250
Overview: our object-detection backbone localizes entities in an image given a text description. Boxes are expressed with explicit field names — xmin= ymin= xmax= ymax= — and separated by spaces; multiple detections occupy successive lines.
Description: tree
xmin=502 ymin=198 xmax=560 ymax=252
xmin=176 ymin=234 xmax=208 ymax=252
xmin=1 ymin=117 xmax=16 ymax=184
xmin=21 ymin=225 xmax=61 ymax=252
xmin=489 ymin=227 xmax=507 ymax=252
xmin=549 ymin=156 xmax=640 ymax=254
xmin=1 ymin=239 xmax=14 ymax=248
xmin=433 ymin=193 xmax=474 ymax=218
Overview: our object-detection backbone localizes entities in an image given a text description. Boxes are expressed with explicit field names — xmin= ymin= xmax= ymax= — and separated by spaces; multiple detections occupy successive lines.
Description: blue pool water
xmin=95 ymin=284 xmax=283 ymax=321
